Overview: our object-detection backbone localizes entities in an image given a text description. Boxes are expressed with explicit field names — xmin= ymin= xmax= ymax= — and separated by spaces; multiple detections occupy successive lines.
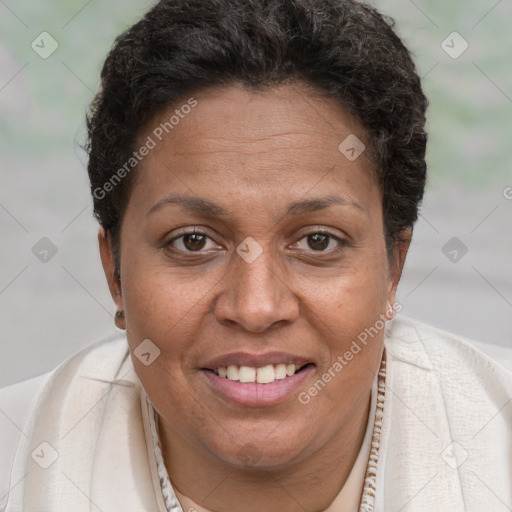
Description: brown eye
xmin=292 ymin=231 xmax=344 ymax=253
xmin=307 ymin=233 xmax=330 ymax=251
xmin=182 ymin=233 xmax=207 ymax=251
xmin=166 ymin=230 xmax=221 ymax=254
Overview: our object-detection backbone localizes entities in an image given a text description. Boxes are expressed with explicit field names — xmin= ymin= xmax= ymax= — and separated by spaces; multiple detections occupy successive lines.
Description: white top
xmin=1 ymin=315 xmax=511 ymax=511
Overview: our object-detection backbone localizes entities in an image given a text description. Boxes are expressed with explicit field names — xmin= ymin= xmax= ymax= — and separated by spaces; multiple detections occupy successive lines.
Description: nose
xmin=213 ymin=249 xmax=300 ymax=333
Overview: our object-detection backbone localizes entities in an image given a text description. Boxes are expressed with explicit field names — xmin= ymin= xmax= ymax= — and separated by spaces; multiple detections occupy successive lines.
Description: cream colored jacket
xmin=1 ymin=315 xmax=511 ymax=511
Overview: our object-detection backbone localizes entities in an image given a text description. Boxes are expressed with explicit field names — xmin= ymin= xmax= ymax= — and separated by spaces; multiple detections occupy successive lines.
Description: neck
xmin=159 ymin=390 xmax=372 ymax=512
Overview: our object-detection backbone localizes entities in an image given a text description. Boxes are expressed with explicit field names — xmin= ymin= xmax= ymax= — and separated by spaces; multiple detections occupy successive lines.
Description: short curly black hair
xmin=86 ymin=0 xmax=428 ymax=270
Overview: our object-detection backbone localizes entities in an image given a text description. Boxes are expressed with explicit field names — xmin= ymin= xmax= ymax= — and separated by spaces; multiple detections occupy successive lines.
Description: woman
xmin=1 ymin=0 xmax=511 ymax=511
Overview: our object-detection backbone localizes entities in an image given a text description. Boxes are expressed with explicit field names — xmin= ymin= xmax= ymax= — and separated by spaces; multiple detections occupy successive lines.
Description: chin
xmin=209 ymin=430 xmax=312 ymax=471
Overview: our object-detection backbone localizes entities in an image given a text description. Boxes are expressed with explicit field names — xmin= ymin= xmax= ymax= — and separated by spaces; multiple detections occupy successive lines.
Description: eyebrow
xmin=147 ymin=193 xmax=365 ymax=217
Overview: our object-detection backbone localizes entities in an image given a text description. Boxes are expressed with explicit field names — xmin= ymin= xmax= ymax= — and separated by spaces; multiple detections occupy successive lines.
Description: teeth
xmin=226 ymin=365 xmax=239 ymax=380
xmin=214 ymin=363 xmax=302 ymax=384
xmin=274 ymin=364 xmax=287 ymax=380
xmin=239 ymin=366 xmax=256 ymax=383
xmin=256 ymin=364 xmax=275 ymax=384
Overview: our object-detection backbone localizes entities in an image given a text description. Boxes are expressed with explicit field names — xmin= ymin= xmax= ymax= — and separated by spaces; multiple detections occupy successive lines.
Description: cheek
xmin=299 ymin=250 xmax=389 ymax=371
xmin=122 ymin=261 xmax=215 ymax=339
xmin=302 ymin=251 xmax=389 ymax=325
xmin=120 ymin=262 xmax=226 ymax=407
xmin=120 ymin=273 xmax=203 ymax=404
xmin=121 ymin=270 xmax=204 ymax=424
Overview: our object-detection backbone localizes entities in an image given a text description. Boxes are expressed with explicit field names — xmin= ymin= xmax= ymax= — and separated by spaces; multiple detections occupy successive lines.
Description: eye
xmin=166 ymin=230 xmax=221 ymax=253
xmin=293 ymin=231 xmax=344 ymax=252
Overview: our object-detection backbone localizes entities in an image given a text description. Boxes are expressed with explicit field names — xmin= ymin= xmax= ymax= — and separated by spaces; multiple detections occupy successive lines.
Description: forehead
xmin=130 ymin=83 xmax=379 ymax=216
xmin=143 ymin=83 xmax=368 ymax=153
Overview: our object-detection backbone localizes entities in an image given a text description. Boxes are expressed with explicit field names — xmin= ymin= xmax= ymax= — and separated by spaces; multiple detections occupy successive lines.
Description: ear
xmin=386 ymin=228 xmax=412 ymax=312
xmin=98 ymin=227 xmax=125 ymax=328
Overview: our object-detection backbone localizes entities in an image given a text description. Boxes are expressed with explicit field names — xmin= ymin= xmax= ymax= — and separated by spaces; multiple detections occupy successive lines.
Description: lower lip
xmin=200 ymin=365 xmax=315 ymax=407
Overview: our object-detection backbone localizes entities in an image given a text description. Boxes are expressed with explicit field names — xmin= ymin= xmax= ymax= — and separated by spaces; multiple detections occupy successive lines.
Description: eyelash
xmin=164 ymin=228 xmax=346 ymax=256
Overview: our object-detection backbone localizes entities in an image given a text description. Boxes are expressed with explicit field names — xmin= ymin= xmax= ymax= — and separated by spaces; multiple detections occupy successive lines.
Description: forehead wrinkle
xmin=169 ymin=131 xmax=326 ymax=152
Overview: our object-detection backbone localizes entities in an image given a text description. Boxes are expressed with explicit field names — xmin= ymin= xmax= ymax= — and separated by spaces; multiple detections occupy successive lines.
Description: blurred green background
xmin=1 ymin=0 xmax=511 ymax=386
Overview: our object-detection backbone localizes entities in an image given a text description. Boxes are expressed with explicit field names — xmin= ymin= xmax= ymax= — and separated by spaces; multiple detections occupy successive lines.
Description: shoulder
xmin=0 ymin=373 xmax=51 ymax=433
xmin=0 ymin=334 xmax=129 ymax=508
xmin=0 ymin=373 xmax=51 ymax=508
xmin=386 ymin=314 xmax=512 ymax=382
xmin=377 ymin=316 xmax=512 ymax=508
xmin=379 ymin=315 xmax=512 ymax=509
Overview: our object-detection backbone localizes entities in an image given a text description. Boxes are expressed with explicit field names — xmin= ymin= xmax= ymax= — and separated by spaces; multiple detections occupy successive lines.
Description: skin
xmin=99 ymin=82 xmax=410 ymax=512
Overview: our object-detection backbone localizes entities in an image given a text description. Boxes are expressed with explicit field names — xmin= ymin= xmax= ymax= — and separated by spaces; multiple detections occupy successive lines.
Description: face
xmin=100 ymin=83 xmax=407 ymax=470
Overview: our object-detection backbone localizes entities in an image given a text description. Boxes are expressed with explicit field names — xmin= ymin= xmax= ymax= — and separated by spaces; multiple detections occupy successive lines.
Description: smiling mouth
xmin=203 ymin=363 xmax=314 ymax=384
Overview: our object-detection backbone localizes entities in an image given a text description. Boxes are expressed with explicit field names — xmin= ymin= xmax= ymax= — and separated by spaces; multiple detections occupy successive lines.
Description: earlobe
xmin=98 ymin=228 xmax=125 ymax=327
xmin=114 ymin=309 xmax=125 ymax=329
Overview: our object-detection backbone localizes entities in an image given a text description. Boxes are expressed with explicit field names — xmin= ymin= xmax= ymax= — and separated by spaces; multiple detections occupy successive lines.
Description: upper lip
xmin=201 ymin=351 xmax=314 ymax=370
